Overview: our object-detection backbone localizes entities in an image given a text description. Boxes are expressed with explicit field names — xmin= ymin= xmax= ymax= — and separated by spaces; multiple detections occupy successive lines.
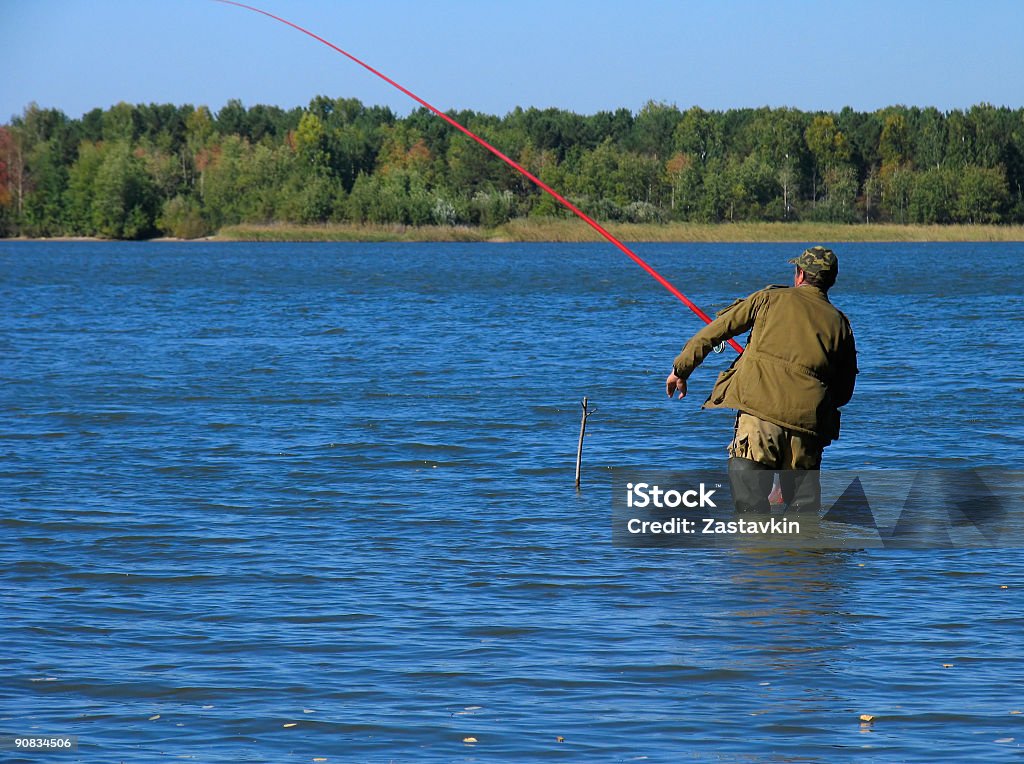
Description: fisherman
xmin=665 ymin=246 xmax=858 ymax=512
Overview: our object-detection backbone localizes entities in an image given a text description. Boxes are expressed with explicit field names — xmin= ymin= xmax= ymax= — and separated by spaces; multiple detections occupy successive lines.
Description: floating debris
xmin=303 ymin=709 xmax=316 ymax=714
xmin=201 ymin=705 xmax=214 ymax=710
xmin=465 ymin=706 xmax=482 ymax=711
xmin=859 ymin=714 xmax=875 ymax=723
xmin=1010 ymin=710 xmax=1022 ymax=715
xmin=995 ymin=737 xmax=1014 ymax=743
xmin=556 ymin=736 xmax=566 ymax=743
xmin=283 ymin=722 xmax=298 ymax=728
xmin=942 ymin=663 xmax=954 ymax=668
xmin=313 ymin=759 xmax=328 ymax=762
xmin=462 ymin=737 xmax=478 ymax=744
xmin=149 ymin=715 xmax=161 ymax=721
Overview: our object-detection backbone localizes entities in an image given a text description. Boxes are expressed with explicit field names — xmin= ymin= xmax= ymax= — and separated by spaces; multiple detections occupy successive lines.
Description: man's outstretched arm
xmin=666 ymin=292 xmax=761 ymax=398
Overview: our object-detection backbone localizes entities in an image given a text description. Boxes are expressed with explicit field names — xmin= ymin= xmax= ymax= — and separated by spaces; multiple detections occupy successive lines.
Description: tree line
xmin=2 ymin=97 xmax=1023 ymax=238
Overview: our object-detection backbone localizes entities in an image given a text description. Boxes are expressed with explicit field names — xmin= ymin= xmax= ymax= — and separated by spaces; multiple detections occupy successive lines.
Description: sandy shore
xmin=7 ymin=221 xmax=1024 ymax=244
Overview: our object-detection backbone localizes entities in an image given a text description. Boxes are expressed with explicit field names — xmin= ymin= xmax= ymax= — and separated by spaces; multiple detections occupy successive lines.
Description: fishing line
xmin=213 ymin=0 xmax=744 ymax=354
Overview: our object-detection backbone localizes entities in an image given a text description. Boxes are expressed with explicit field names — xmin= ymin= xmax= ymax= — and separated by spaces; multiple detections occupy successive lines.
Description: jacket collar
xmin=796 ymin=284 xmax=830 ymax=301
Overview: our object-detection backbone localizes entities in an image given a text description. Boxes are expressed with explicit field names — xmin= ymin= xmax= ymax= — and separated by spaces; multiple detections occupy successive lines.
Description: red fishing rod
xmin=213 ymin=0 xmax=744 ymax=354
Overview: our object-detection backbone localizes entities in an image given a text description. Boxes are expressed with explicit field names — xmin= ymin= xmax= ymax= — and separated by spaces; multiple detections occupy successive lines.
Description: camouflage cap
xmin=789 ymin=246 xmax=838 ymax=276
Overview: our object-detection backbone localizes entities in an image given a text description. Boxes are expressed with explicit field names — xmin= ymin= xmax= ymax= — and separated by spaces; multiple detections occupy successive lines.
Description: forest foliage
xmin=2 ymin=98 xmax=1023 ymax=238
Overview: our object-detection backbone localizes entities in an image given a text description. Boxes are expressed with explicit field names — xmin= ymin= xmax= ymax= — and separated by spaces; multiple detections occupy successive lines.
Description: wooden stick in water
xmin=575 ymin=397 xmax=595 ymax=490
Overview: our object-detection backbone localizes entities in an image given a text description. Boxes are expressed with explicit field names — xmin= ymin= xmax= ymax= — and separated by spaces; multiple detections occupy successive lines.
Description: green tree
xmin=186 ymin=106 xmax=216 ymax=198
xmin=294 ymin=112 xmax=330 ymax=169
xmin=628 ymin=100 xmax=681 ymax=157
xmin=445 ymin=132 xmax=503 ymax=196
xmin=694 ymin=157 xmax=730 ymax=222
xmin=530 ymin=155 xmax=570 ymax=218
xmin=966 ymin=103 xmax=1006 ymax=168
xmin=837 ymin=107 xmax=882 ymax=173
xmin=945 ymin=110 xmax=973 ymax=167
xmin=199 ymin=135 xmax=247 ymax=228
xmin=878 ymin=111 xmax=911 ymax=167
xmin=509 ymin=107 xmax=585 ymax=159
xmin=186 ymin=106 xmax=215 ymax=152
xmin=12 ymin=105 xmax=78 ymax=234
xmin=215 ymin=99 xmax=249 ymax=137
xmin=246 ymin=142 xmax=292 ymax=221
xmin=585 ymin=108 xmax=633 ymax=148
xmin=912 ymin=107 xmax=946 ymax=169
xmin=102 ymin=102 xmax=140 ymax=143
xmin=880 ymin=162 xmax=914 ymax=223
xmin=750 ymin=108 xmax=808 ymax=169
xmin=955 ymin=164 xmax=1007 ymax=223
xmin=804 ymin=114 xmax=851 ymax=203
xmin=820 ymin=165 xmax=859 ymax=222
xmin=862 ymin=165 xmax=882 ymax=223
xmin=909 ymin=166 xmax=956 ymax=223
xmin=158 ymin=195 xmax=209 ymax=238
xmin=775 ymin=161 xmax=799 ymax=220
xmin=723 ymin=154 xmax=778 ymax=221
xmin=327 ymin=123 xmax=379 ymax=192
xmin=64 ymin=141 xmax=104 ymax=234
xmin=471 ymin=189 xmax=516 ymax=227
xmin=91 ymin=141 xmax=157 ymax=238
xmin=674 ymin=106 xmax=721 ymax=164
xmin=23 ymin=140 xmax=72 ymax=235
xmin=568 ymin=138 xmax=662 ymax=217
xmin=346 ymin=169 xmax=430 ymax=225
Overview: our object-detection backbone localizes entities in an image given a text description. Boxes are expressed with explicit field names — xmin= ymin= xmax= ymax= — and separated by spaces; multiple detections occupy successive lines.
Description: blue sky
xmin=3 ymin=0 xmax=1023 ymax=122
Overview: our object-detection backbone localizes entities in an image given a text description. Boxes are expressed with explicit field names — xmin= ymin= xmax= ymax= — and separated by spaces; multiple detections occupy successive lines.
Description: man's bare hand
xmin=666 ymin=372 xmax=687 ymax=399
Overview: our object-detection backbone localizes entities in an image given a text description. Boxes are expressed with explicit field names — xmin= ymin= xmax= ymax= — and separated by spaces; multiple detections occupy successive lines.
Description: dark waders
xmin=728 ymin=457 xmax=821 ymax=513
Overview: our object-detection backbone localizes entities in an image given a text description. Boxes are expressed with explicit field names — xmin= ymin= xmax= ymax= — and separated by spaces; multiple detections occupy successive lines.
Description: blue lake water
xmin=1 ymin=240 xmax=1023 ymax=762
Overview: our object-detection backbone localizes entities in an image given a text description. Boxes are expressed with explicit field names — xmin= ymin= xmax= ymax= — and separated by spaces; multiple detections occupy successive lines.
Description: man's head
xmin=789 ymin=246 xmax=838 ymax=290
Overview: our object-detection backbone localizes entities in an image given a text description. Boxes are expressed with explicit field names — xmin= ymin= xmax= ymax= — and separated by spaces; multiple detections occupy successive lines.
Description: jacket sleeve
xmin=672 ymin=292 xmax=762 ymax=380
xmin=830 ymin=321 xmax=858 ymax=408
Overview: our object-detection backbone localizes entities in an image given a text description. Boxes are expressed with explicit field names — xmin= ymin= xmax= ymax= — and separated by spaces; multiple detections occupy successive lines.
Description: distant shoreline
xmin=7 ymin=220 xmax=1024 ymax=244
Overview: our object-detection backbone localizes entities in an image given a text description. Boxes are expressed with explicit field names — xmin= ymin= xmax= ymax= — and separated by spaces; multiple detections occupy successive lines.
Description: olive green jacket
xmin=673 ymin=285 xmax=858 ymax=441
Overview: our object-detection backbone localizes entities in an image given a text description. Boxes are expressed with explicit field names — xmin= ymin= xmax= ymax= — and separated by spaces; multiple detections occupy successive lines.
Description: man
xmin=665 ymin=246 xmax=858 ymax=512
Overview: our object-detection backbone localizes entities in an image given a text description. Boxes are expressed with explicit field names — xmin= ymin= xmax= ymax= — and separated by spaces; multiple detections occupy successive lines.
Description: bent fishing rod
xmin=213 ymin=0 xmax=744 ymax=355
